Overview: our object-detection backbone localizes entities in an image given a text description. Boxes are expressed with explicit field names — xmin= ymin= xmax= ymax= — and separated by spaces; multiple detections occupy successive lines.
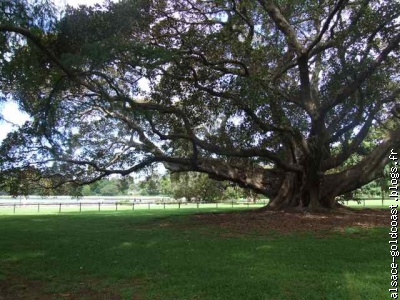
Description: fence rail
xmin=338 ymin=197 xmax=391 ymax=207
xmin=0 ymin=200 xmax=268 ymax=214
xmin=0 ymin=198 xmax=391 ymax=214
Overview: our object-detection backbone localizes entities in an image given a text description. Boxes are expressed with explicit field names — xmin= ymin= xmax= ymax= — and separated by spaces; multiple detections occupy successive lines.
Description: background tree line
xmin=79 ymin=172 xmax=261 ymax=202
xmin=0 ymin=168 xmax=391 ymax=202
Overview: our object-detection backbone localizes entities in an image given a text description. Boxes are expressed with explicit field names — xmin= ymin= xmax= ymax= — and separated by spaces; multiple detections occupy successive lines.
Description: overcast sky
xmin=0 ymin=0 xmax=114 ymax=141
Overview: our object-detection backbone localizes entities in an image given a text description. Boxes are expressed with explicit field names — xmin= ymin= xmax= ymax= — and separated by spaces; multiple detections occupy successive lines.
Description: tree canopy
xmin=0 ymin=0 xmax=399 ymax=210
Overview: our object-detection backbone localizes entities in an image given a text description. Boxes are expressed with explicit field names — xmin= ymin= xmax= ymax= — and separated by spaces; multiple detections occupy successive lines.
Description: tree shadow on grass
xmin=0 ymin=210 xmax=389 ymax=299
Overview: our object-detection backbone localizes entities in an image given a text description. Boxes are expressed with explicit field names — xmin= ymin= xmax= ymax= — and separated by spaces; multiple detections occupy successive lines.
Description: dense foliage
xmin=0 ymin=0 xmax=399 ymax=210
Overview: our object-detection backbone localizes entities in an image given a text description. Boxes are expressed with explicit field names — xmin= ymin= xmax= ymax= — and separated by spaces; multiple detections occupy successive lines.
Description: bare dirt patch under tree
xmin=187 ymin=208 xmax=389 ymax=236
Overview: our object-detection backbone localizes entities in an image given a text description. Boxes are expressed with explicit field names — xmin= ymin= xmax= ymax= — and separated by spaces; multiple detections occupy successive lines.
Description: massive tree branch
xmin=164 ymin=157 xmax=282 ymax=198
xmin=306 ymin=0 xmax=348 ymax=53
xmin=257 ymin=0 xmax=305 ymax=56
xmin=145 ymin=108 xmax=302 ymax=172
xmin=323 ymin=32 xmax=400 ymax=114
xmin=322 ymin=127 xmax=400 ymax=197
xmin=322 ymin=109 xmax=377 ymax=171
xmin=0 ymin=25 xmax=75 ymax=79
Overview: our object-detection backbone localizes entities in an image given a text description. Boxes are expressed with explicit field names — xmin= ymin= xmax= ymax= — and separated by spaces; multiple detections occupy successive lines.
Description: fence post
xmin=38 ymin=203 xmax=40 ymax=213
xmin=80 ymin=202 xmax=82 ymax=212
xmin=99 ymin=202 xmax=101 ymax=212
xmin=115 ymin=203 xmax=118 ymax=211
xmin=59 ymin=203 xmax=62 ymax=213
xmin=132 ymin=203 xmax=135 ymax=210
xmin=13 ymin=204 xmax=16 ymax=214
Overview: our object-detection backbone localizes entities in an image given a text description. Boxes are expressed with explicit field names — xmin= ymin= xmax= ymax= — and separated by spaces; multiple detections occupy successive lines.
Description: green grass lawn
xmin=0 ymin=209 xmax=390 ymax=299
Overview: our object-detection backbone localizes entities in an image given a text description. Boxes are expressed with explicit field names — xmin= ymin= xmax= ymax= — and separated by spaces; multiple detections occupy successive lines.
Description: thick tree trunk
xmin=265 ymin=129 xmax=332 ymax=211
xmin=165 ymin=128 xmax=400 ymax=212
xmin=265 ymin=133 xmax=400 ymax=211
xmin=265 ymin=169 xmax=333 ymax=211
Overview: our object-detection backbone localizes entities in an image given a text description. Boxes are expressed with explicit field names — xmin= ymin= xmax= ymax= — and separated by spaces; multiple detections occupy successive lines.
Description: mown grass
xmin=0 ymin=209 xmax=390 ymax=299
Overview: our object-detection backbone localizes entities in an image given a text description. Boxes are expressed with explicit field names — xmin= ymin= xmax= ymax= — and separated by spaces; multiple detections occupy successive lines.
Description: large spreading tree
xmin=0 ymin=0 xmax=399 ymax=210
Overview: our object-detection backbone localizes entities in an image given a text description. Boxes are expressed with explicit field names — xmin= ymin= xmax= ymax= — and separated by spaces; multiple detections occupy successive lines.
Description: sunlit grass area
xmin=0 ymin=209 xmax=389 ymax=299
